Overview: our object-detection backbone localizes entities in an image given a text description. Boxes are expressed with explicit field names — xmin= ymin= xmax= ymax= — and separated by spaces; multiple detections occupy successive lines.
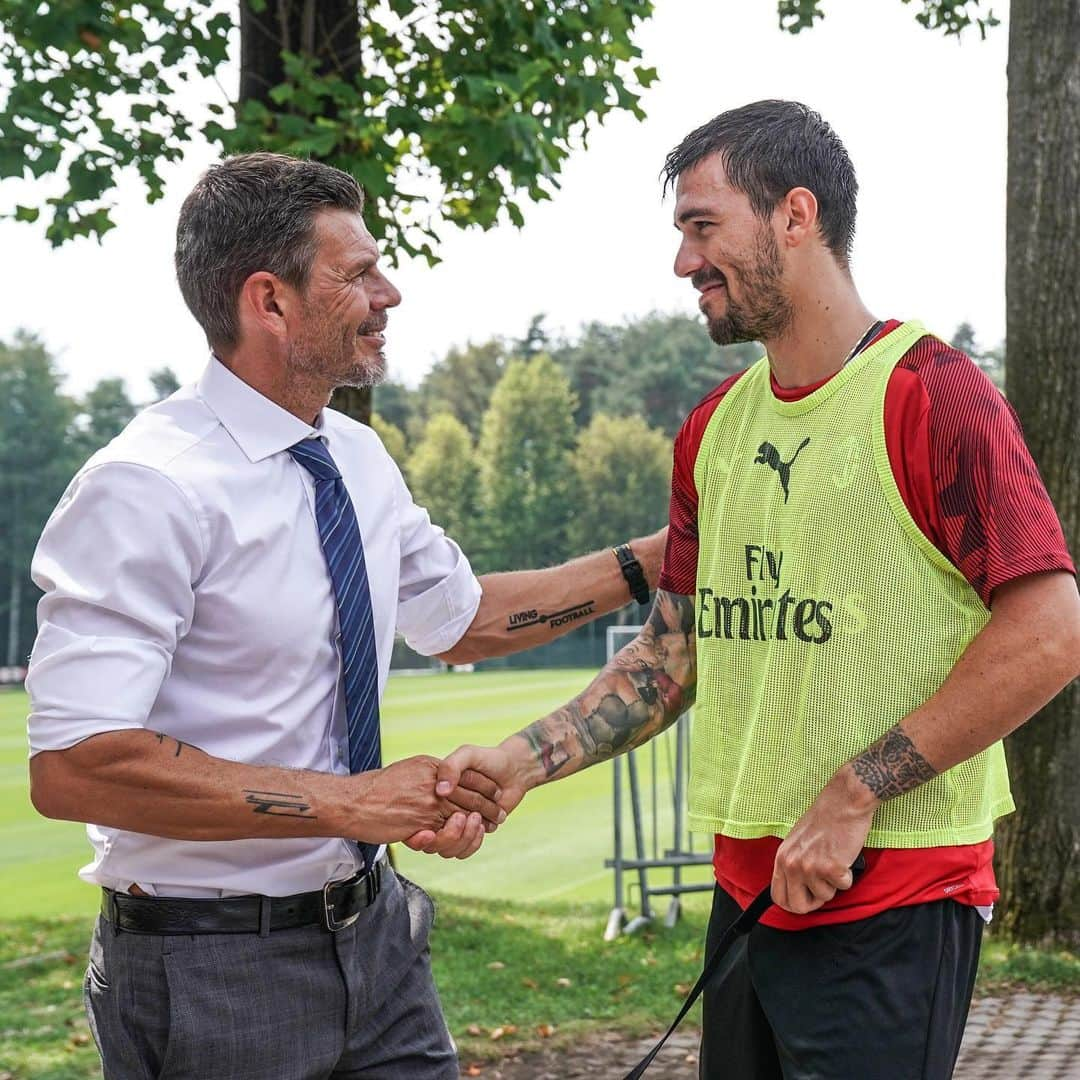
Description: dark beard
xmin=705 ymin=228 xmax=793 ymax=346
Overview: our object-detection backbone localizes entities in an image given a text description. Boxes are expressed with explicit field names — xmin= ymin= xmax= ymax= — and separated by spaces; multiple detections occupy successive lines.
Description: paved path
xmin=954 ymin=993 xmax=1079 ymax=1079
xmin=463 ymin=993 xmax=1080 ymax=1078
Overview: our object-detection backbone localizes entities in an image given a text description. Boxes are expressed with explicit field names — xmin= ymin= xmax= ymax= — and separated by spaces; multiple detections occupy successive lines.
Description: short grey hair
xmin=175 ymin=153 xmax=365 ymax=349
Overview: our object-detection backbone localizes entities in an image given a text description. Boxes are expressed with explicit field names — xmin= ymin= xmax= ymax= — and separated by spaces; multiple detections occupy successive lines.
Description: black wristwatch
xmin=613 ymin=543 xmax=650 ymax=606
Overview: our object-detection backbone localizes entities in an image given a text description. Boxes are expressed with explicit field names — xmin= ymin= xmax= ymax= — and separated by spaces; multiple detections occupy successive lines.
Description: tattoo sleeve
xmin=519 ymin=589 xmax=697 ymax=780
xmin=850 ymin=725 xmax=938 ymax=800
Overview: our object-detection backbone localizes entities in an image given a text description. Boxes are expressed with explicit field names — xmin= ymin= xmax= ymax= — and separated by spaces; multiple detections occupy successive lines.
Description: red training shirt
xmin=658 ymin=321 xmax=1075 ymax=930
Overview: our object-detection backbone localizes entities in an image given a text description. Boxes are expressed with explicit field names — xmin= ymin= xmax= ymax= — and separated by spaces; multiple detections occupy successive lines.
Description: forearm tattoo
xmin=506 ymin=599 xmax=596 ymax=633
xmin=242 ymin=790 xmax=318 ymax=819
xmin=851 ymin=725 xmax=938 ymax=800
xmin=153 ymin=731 xmax=190 ymax=757
xmin=520 ymin=590 xmax=697 ymax=779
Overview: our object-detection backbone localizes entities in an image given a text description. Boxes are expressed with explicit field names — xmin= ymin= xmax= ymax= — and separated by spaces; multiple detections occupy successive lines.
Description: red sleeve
xmin=885 ymin=337 xmax=1074 ymax=605
xmin=658 ymin=372 xmax=746 ymax=595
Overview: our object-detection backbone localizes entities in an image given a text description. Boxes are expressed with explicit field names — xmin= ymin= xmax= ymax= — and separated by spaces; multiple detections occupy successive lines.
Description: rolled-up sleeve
xmin=392 ymin=464 xmax=482 ymax=656
xmin=26 ymin=463 xmax=204 ymax=754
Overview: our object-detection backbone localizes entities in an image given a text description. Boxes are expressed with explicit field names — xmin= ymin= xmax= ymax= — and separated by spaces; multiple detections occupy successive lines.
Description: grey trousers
xmin=84 ymin=870 xmax=457 ymax=1080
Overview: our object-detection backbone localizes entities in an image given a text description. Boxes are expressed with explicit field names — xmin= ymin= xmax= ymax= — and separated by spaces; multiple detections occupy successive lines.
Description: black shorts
xmin=699 ymin=885 xmax=983 ymax=1080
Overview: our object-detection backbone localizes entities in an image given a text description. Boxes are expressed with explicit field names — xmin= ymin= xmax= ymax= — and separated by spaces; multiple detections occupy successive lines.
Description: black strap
xmin=623 ymin=854 xmax=867 ymax=1079
xmin=613 ymin=543 xmax=650 ymax=606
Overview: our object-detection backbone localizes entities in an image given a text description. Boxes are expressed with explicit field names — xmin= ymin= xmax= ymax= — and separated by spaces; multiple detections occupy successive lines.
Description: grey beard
xmin=287 ymin=343 xmax=386 ymax=389
xmin=334 ymin=356 xmax=386 ymax=389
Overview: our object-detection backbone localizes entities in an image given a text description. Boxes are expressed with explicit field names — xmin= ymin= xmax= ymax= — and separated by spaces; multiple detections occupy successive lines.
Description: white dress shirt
xmin=27 ymin=357 xmax=482 ymax=898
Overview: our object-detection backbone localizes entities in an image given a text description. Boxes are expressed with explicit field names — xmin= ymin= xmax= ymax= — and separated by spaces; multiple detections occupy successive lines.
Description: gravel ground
xmin=459 ymin=992 xmax=1080 ymax=1079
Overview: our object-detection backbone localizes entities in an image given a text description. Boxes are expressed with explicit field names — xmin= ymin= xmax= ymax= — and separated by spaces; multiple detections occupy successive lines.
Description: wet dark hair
xmin=662 ymin=100 xmax=857 ymax=268
xmin=175 ymin=152 xmax=365 ymax=349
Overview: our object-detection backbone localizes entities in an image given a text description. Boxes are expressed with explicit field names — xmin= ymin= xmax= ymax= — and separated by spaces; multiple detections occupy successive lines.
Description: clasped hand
xmin=397 ymin=744 xmax=528 ymax=860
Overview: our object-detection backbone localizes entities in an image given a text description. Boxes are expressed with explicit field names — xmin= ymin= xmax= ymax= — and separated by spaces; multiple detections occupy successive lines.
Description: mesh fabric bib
xmin=689 ymin=320 xmax=1013 ymax=847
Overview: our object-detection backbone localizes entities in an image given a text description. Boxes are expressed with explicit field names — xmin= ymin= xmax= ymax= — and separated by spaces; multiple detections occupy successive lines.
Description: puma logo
xmin=754 ymin=437 xmax=811 ymax=502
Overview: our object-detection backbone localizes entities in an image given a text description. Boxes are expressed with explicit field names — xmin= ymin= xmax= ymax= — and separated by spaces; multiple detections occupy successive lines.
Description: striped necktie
xmin=288 ymin=436 xmax=380 ymax=871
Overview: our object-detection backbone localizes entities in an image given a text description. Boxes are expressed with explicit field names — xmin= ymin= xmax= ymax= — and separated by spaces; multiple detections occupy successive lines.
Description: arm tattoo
xmin=851 ymin=725 xmax=938 ymax=801
xmin=521 ymin=590 xmax=697 ymax=779
xmin=506 ymin=600 xmax=596 ymax=632
xmin=153 ymin=731 xmax=190 ymax=757
xmin=242 ymin=790 xmax=318 ymax=819
xmin=524 ymin=710 xmax=576 ymax=775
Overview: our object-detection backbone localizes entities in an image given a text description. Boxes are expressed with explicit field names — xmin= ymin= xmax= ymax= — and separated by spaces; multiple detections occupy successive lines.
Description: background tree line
xmin=0 ymin=336 xmax=179 ymax=669
xmin=1 ymin=313 xmax=1005 ymax=675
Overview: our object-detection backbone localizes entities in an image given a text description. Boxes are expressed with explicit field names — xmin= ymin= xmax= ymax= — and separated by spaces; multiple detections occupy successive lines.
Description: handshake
xmin=352 ymin=741 xmax=535 ymax=860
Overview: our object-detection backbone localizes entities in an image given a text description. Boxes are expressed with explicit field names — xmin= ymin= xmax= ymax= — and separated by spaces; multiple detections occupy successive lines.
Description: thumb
xmin=434 ymin=752 xmax=464 ymax=797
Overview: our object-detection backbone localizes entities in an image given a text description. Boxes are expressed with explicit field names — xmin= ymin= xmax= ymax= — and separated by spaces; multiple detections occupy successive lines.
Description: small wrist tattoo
xmin=154 ymin=731 xmax=189 ymax=757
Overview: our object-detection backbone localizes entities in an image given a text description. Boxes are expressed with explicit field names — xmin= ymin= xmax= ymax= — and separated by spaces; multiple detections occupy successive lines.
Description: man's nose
xmin=373 ymin=271 xmax=402 ymax=310
xmin=673 ymin=238 xmax=705 ymax=279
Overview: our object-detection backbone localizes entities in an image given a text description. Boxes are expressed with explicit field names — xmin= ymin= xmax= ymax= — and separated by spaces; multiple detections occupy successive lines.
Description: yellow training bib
xmin=689 ymin=321 xmax=1012 ymax=847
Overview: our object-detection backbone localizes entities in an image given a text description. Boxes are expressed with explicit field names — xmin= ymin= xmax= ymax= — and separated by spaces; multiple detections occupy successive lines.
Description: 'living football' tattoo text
xmin=242 ymin=790 xmax=318 ymax=819
xmin=851 ymin=726 xmax=938 ymax=800
xmin=520 ymin=590 xmax=697 ymax=779
xmin=506 ymin=600 xmax=596 ymax=632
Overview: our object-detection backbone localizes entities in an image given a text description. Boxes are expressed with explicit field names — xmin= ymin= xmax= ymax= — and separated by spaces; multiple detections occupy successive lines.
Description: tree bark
xmin=238 ymin=0 xmax=373 ymax=425
xmin=996 ymin=0 xmax=1080 ymax=946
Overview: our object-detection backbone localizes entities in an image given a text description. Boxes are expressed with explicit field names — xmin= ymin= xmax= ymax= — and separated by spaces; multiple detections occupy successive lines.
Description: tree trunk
xmin=330 ymin=386 xmax=372 ymax=424
xmin=238 ymin=0 xmax=372 ymax=425
xmin=995 ymin=0 xmax=1080 ymax=946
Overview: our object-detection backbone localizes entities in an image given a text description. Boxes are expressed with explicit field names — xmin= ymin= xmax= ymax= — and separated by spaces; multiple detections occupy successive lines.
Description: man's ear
xmin=236 ymin=271 xmax=297 ymax=342
xmin=780 ymin=187 xmax=820 ymax=250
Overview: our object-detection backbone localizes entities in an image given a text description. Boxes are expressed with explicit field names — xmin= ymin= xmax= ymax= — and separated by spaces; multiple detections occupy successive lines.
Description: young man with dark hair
xmin=433 ymin=100 xmax=1080 ymax=1078
xmin=26 ymin=152 xmax=665 ymax=1079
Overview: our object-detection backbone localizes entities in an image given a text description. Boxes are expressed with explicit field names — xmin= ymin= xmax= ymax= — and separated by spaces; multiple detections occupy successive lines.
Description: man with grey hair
xmin=26 ymin=152 xmax=665 ymax=1079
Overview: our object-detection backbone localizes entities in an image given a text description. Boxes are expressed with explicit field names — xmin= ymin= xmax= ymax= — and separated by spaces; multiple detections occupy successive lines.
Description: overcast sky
xmin=0 ymin=0 xmax=1009 ymax=401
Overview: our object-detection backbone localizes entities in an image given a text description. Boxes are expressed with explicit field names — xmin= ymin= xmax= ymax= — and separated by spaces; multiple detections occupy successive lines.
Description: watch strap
xmin=613 ymin=543 xmax=650 ymax=606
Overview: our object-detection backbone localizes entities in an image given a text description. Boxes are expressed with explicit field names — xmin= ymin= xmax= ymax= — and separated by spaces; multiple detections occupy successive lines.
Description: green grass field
xmin=1 ymin=672 xmax=715 ymax=919
xmin=3 ymin=678 xmax=1079 ymax=1079
xmin=1 ymin=672 xmax=716 ymax=1078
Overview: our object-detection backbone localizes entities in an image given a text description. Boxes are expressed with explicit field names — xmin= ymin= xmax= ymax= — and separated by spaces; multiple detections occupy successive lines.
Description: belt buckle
xmin=366 ymin=861 xmax=383 ymax=904
xmin=322 ymin=877 xmax=361 ymax=933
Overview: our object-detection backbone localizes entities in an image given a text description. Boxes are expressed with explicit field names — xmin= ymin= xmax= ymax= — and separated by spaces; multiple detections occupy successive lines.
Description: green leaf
xmin=3 ymin=0 xmax=660 ymax=258
xmin=268 ymin=83 xmax=295 ymax=105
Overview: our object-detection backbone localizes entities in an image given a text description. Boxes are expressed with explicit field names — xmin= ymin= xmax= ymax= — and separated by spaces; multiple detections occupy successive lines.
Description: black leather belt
xmin=101 ymin=860 xmax=385 ymax=936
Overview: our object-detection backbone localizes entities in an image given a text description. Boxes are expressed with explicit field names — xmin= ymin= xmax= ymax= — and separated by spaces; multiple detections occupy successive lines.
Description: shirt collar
xmin=197 ymin=355 xmax=323 ymax=463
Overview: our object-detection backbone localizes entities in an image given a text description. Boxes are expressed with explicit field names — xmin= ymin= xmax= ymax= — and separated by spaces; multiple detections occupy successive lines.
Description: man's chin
xmin=337 ymin=351 xmax=387 ymax=389
xmin=706 ymin=316 xmax=753 ymax=347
